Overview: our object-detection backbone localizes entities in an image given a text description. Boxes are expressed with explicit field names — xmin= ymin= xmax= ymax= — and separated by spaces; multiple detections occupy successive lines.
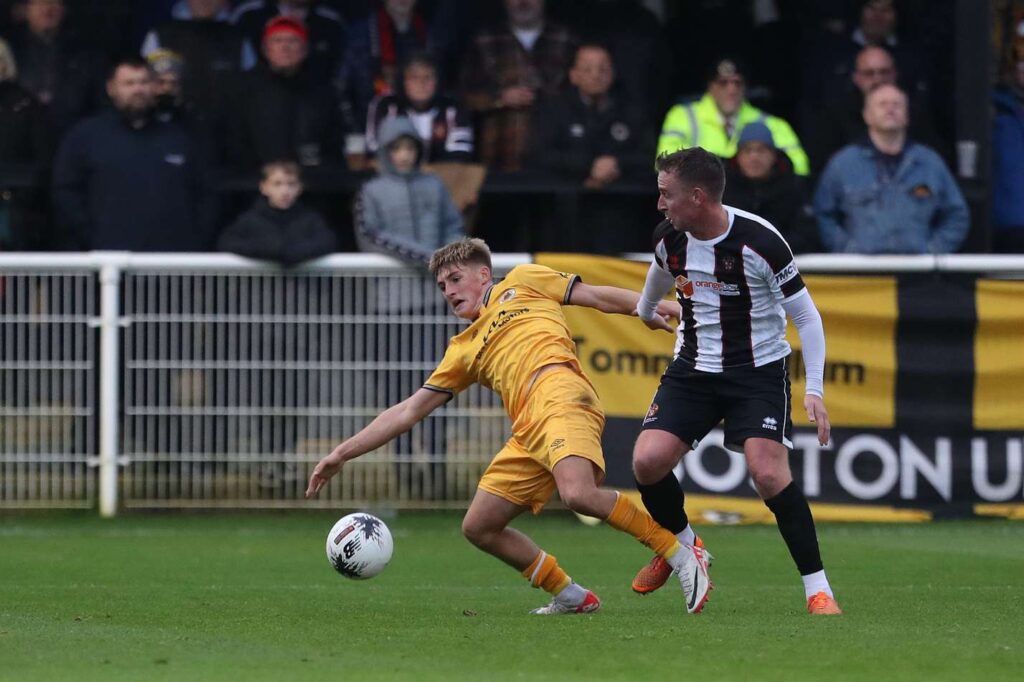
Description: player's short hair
xmin=429 ymin=238 xmax=492 ymax=276
xmin=260 ymin=159 xmax=301 ymax=181
xmin=655 ymin=147 xmax=726 ymax=203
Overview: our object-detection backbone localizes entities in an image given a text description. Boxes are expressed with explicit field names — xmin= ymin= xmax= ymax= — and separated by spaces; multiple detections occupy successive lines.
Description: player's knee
xmin=751 ymin=468 xmax=787 ymax=499
xmin=461 ymin=517 xmax=493 ymax=549
xmin=632 ymin=449 xmax=671 ymax=485
xmin=558 ymin=483 xmax=598 ymax=516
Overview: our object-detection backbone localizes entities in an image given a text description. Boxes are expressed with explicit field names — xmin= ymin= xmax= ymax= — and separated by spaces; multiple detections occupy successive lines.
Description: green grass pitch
xmin=1 ymin=512 xmax=1022 ymax=681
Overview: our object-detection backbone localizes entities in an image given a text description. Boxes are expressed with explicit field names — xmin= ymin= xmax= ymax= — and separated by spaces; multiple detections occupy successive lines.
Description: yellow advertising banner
xmin=536 ymin=255 xmax=897 ymax=427
xmin=974 ymin=280 xmax=1024 ymax=429
xmin=785 ymin=275 xmax=897 ymax=428
xmin=536 ymin=254 xmax=672 ymax=417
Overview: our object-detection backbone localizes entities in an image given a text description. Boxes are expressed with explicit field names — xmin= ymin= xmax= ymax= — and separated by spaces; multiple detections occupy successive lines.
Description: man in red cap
xmin=231 ymin=0 xmax=346 ymax=84
xmin=222 ymin=15 xmax=344 ymax=169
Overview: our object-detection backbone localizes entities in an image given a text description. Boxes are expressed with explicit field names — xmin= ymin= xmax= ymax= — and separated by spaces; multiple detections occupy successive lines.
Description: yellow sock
xmin=522 ymin=551 xmax=572 ymax=595
xmin=605 ymin=492 xmax=681 ymax=559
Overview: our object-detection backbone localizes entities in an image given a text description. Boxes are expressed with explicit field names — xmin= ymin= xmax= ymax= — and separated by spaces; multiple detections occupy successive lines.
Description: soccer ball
xmin=325 ymin=513 xmax=394 ymax=579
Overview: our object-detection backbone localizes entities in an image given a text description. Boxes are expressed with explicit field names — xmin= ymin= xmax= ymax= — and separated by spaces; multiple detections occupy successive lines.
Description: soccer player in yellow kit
xmin=307 ymin=238 xmax=713 ymax=615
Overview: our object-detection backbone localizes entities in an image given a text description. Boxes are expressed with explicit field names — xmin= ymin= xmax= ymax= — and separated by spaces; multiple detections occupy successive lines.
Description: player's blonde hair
xmin=428 ymin=238 xmax=492 ymax=276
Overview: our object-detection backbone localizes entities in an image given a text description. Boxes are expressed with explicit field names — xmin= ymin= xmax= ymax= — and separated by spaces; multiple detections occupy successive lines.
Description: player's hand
xmin=804 ymin=394 xmax=831 ymax=446
xmin=305 ymin=446 xmax=346 ymax=498
xmin=643 ymin=315 xmax=674 ymax=333
xmin=655 ymin=299 xmax=680 ymax=322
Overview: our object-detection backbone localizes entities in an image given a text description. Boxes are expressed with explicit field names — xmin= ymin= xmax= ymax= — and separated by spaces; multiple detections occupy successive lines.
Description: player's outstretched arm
xmin=568 ymin=282 xmax=675 ymax=332
xmin=305 ymin=388 xmax=450 ymax=498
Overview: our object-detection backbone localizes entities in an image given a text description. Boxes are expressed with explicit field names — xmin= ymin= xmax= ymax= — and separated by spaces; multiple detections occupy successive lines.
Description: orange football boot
xmin=632 ymin=536 xmax=712 ymax=594
xmin=806 ymin=591 xmax=843 ymax=615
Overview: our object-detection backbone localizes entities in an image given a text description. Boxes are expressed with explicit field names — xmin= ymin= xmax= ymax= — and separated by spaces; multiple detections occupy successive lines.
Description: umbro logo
xmin=550 ymin=438 xmax=566 ymax=451
xmin=762 ymin=416 xmax=778 ymax=431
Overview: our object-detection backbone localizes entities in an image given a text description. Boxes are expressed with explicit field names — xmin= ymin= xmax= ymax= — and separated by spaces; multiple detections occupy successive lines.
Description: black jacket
xmin=0 ymin=81 xmax=51 ymax=164
xmin=723 ymin=160 xmax=821 ymax=255
xmin=7 ymin=27 xmax=106 ymax=134
xmin=527 ymin=87 xmax=654 ymax=181
xmin=52 ymin=109 xmax=217 ymax=251
xmin=217 ymin=197 xmax=337 ymax=266
xmin=223 ymin=62 xmax=344 ymax=169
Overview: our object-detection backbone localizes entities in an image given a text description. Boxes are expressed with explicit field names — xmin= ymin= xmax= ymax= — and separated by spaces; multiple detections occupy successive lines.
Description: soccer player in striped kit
xmin=630 ymin=147 xmax=842 ymax=615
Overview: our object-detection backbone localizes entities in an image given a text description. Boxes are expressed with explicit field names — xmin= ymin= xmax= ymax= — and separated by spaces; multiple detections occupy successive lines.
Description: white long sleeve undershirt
xmin=781 ymin=291 xmax=825 ymax=397
xmin=636 ymin=261 xmax=674 ymax=321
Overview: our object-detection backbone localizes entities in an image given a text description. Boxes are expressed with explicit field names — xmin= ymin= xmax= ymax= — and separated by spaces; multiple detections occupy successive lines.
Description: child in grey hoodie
xmin=354 ymin=116 xmax=465 ymax=266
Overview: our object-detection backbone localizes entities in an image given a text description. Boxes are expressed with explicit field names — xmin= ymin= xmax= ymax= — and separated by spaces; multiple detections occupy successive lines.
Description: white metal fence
xmin=1 ymin=252 xmax=1023 ymax=515
xmin=0 ymin=269 xmax=97 ymax=507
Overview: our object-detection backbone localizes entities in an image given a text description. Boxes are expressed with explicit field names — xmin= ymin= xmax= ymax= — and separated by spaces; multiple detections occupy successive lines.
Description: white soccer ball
xmin=325 ymin=513 xmax=394 ymax=579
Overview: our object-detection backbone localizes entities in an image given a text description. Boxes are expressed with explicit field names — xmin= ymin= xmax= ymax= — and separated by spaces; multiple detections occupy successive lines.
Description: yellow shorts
xmin=478 ymin=369 xmax=606 ymax=514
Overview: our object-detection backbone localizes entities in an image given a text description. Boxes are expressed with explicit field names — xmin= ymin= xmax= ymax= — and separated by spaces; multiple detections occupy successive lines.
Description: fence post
xmin=99 ymin=263 xmax=122 ymax=517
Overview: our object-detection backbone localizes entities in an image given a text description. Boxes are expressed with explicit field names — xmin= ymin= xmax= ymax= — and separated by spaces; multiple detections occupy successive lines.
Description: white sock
xmin=665 ymin=544 xmax=690 ymax=572
xmin=555 ymin=581 xmax=587 ymax=605
xmin=801 ymin=570 xmax=832 ymax=599
xmin=676 ymin=524 xmax=696 ymax=547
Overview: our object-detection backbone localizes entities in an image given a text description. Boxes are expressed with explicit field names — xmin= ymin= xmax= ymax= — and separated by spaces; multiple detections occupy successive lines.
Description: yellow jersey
xmin=424 ymin=264 xmax=591 ymax=420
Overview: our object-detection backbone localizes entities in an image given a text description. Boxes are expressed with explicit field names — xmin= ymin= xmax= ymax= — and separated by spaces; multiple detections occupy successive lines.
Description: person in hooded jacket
xmin=354 ymin=114 xmax=464 ymax=266
xmin=217 ymin=159 xmax=337 ymax=265
xmin=723 ymin=121 xmax=821 ymax=254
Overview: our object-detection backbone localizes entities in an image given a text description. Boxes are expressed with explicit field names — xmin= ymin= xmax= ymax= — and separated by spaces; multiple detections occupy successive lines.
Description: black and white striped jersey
xmin=652 ymin=206 xmax=807 ymax=372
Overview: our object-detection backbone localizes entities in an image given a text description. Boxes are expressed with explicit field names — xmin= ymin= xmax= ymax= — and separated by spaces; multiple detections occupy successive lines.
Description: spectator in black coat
xmin=529 ymin=43 xmax=652 ymax=187
xmin=0 ymin=37 xmax=50 ymax=165
xmin=527 ymin=43 xmax=654 ymax=253
xmin=217 ymin=159 xmax=336 ymax=265
xmin=802 ymin=0 xmax=928 ymax=121
xmin=724 ymin=121 xmax=820 ymax=254
xmin=550 ymin=0 xmax=670 ymax=125
xmin=52 ymin=56 xmax=218 ymax=251
xmin=7 ymin=0 xmax=106 ymax=134
xmin=1 ymin=35 xmax=52 ymax=250
xmin=222 ymin=16 xmax=344 ymax=169
xmin=140 ymin=0 xmax=254 ymax=122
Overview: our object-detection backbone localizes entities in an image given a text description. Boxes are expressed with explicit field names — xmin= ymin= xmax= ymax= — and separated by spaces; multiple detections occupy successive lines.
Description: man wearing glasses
xmin=657 ymin=57 xmax=809 ymax=176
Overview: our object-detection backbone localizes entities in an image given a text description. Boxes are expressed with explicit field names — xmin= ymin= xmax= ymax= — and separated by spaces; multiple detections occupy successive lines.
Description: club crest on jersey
xmin=675 ymin=275 xmax=694 ymax=299
xmin=721 ymin=255 xmax=737 ymax=272
xmin=499 ymin=288 xmax=517 ymax=303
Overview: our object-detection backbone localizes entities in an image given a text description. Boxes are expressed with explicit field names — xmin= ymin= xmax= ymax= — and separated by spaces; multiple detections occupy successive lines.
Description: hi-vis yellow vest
xmin=657 ymin=93 xmax=810 ymax=176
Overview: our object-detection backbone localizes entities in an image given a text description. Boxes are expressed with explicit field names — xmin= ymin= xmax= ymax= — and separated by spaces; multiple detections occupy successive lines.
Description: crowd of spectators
xmin=0 ymin=0 xmax=1014 ymax=258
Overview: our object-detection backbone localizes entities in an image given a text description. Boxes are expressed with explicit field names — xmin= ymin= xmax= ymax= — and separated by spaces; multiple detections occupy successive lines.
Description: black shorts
xmin=640 ymin=357 xmax=793 ymax=453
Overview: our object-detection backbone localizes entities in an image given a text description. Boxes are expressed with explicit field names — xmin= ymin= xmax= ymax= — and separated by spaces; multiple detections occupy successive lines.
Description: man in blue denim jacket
xmin=813 ymin=83 xmax=968 ymax=254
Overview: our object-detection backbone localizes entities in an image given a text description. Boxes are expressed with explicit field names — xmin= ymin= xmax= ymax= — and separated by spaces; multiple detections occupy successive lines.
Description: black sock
xmin=635 ymin=472 xmax=688 ymax=534
xmin=764 ymin=481 xmax=824 ymax=576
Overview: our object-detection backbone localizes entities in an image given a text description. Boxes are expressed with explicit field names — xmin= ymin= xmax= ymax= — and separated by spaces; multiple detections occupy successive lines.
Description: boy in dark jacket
xmin=218 ymin=159 xmax=337 ymax=265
